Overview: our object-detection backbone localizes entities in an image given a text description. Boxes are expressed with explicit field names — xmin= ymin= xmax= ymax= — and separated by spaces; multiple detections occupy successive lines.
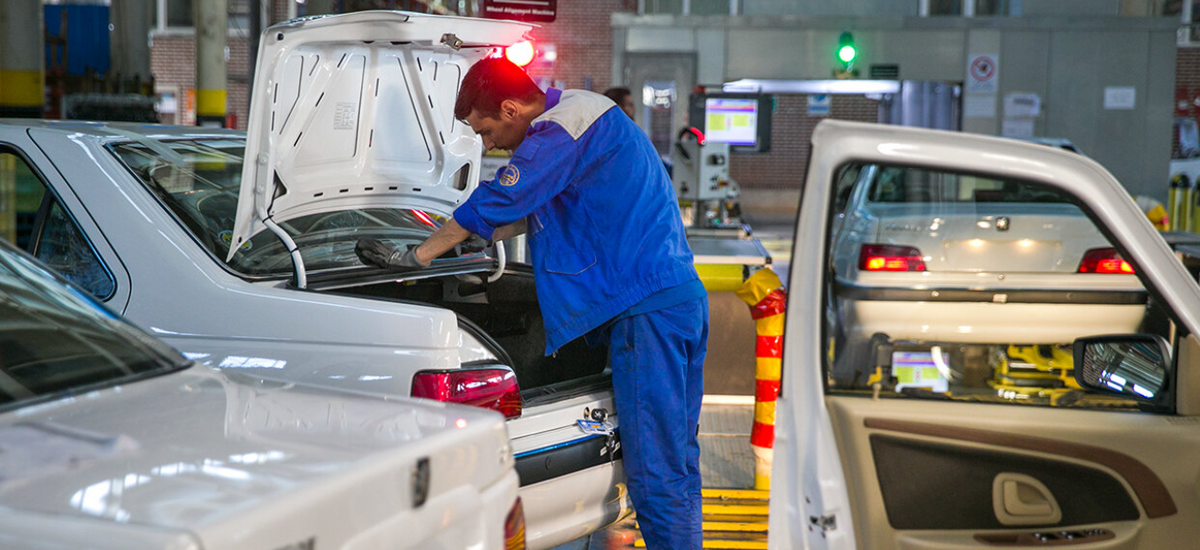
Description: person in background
xmin=356 ymin=59 xmax=707 ymax=550
xmin=603 ymin=86 xmax=636 ymax=119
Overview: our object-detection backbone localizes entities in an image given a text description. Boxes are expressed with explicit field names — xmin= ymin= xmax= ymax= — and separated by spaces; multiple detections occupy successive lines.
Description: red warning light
xmin=505 ymin=40 xmax=535 ymax=67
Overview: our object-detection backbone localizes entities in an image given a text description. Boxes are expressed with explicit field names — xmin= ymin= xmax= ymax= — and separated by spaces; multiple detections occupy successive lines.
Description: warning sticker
xmin=966 ymin=54 xmax=999 ymax=94
xmin=334 ymin=102 xmax=358 ymax=130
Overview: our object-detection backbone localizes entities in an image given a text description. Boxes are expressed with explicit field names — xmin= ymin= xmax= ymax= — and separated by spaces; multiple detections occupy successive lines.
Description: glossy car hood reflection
xmin=229 ymin=11 xmax=532 ymax=259
xmin=0 ymin=366 xmax=506 ymax=533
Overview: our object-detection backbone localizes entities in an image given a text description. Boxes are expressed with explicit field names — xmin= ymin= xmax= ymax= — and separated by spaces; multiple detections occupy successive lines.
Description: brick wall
xmin=1175 ymin=47 xmax=1200 ymax=157
xmin=149 ymin=34 xmax=194 ymax=125
xmin=524 ymin=1 xmax=637 ymax=92
xmin=150 ymin=0 xmax=289 ymax=129
xmin=729 ymin=94 xmax=879 ymax=190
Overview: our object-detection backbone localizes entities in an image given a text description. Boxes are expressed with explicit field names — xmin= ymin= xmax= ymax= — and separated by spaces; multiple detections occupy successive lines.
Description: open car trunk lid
xmin=229 ymin=11 xmax=532 ymax=259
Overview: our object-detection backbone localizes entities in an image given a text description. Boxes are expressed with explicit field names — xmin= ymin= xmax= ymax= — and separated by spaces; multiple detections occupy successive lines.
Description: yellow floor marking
xmin=702 ymin=503 xmax=768 ymax=515
xmin=625 ymin=488 xmax=771 ymax=548
xmin=702 ymin=488 xmax=770 ymax=500
xmin=703 ymin=520 xmax=768 ymax=532
xmin=634 ymin=539 xmax=767 ymax=549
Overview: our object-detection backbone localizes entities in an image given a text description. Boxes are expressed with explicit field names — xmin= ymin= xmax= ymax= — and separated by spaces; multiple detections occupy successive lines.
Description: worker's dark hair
xmin=603 ymin=87 xmax=631 ymax=104
xmin=454 ymin=57 xmax=545 ymax=120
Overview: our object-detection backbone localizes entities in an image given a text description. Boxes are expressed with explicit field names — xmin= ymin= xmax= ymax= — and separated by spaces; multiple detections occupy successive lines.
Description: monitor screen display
xmin=704 ymin=98 xmax=759 ymax=146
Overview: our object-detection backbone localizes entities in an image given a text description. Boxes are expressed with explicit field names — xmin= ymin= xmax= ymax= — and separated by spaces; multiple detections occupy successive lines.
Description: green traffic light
xmin=837 ymin=30 xmax=856 ymax=67
xmin=838 ymin=45 xmax=856 ymax=64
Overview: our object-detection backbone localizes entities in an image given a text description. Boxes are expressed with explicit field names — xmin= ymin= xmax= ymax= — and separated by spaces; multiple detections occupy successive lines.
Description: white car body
xmin=0 ymin=241 xmax=518 ymax=550
xmin=0 ymin=12 xmax=625 ymax=549
xmin=773 ymin=120 xmax=1200 ymax=550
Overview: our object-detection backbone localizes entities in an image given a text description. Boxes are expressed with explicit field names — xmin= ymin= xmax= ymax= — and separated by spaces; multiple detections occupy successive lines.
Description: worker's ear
xmin=498 ymin=99 xmax=521 ymax=120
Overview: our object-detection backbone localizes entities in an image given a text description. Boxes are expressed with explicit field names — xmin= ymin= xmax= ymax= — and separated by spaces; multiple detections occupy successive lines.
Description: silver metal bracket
xmin=440 ymin=33 xmax=463 ymax=50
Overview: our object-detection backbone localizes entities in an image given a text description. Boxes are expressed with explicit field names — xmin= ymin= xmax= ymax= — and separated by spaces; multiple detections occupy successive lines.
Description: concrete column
xmin=111 ymin=0 xmax=154 ymax=93
xmin=961 ymin=28 xmax=1000 ymax=136
xmin=195 ymin=0 xmax=228 ymax=127
xmin=0 ymin=0 xmax=44 ymax=118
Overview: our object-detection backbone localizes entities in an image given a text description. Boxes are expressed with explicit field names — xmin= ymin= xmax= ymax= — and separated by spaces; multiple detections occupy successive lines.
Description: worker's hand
xmin=457 ymin=234 xmax=491 ymax=255
xmin=355 ymin=239 xmax=431 ymax=270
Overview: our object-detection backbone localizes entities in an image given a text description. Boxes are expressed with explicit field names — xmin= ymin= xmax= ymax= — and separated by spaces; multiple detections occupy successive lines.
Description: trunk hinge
xmin=263 ymin=217 xmax=308 ymax=289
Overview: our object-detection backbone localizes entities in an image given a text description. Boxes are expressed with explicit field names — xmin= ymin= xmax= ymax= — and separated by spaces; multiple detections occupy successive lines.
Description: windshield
xmin=108 ymin=138 xmax=444 ymax=277
xmin=0 ymin=242 xmax=184 ymax=410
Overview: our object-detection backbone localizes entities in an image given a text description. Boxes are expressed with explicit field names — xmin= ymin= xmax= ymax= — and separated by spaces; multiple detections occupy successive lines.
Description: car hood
xmin=230 ymin=11 xmax=532 ymax=260
xmin=0 ymin=366 xmax=510 ymax=546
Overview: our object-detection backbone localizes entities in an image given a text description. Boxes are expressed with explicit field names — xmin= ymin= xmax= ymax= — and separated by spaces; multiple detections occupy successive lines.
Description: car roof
xmin=1022 ymin=136 xmax=1081 ymax=154
xmin=0 ymin=118 xmax=243 ymax=141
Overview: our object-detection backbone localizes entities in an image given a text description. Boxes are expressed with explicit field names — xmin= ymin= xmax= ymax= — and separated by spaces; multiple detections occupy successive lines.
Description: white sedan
xmin=827 ymin=159 xmax=1147 ymax=385
xmin=0 ymin=11 xmax=624 ymax=549
xmin=0 ymin=239 xmax=521 ymax=550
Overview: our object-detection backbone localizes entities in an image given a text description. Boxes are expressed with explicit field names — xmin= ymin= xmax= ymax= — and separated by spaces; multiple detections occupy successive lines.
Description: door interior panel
xmin=823 ymin=397 xmax=1200 ymax=549
xmin=870 ymin=434 xmax=1138 ymax=530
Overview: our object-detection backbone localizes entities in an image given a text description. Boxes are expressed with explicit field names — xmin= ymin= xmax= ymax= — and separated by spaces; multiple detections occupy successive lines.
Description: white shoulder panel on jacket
xmin=533 ymin=90 xmax=616 ymax=141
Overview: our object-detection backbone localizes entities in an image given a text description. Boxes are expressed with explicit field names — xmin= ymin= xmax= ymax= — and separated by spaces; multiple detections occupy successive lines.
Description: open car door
xmin=771 ymin=120 xmax=1200 ymax=550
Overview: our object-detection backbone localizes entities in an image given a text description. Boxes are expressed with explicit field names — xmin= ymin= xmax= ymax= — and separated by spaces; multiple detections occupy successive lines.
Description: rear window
xmin=108 ymin=138 xmax=443 ymax=277
xmin=867 ymin=166 xmax=1070 ymax=204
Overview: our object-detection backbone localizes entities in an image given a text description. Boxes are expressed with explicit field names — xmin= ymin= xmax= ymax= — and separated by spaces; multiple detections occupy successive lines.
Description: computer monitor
xmin=704 ymin=97 xmax=759 ymax=146
xmin=689 ymin=93 xmax=772 ymax=152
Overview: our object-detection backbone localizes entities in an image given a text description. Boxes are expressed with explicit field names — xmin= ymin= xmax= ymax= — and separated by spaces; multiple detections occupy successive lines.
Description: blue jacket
xmin=453 ymin=88 xmax=699 ymax=354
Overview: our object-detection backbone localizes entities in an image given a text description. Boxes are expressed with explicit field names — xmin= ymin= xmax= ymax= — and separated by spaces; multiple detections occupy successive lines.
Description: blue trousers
xmin=609 ymin=296 xmax=708 ymax=550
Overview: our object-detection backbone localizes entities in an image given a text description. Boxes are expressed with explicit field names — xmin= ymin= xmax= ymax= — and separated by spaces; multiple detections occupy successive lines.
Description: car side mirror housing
xmin=1073 ymin=334 xmax=1170 ymax=403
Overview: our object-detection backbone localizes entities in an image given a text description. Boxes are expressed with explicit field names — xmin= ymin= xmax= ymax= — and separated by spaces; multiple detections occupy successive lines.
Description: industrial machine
xmin=671 ymin=127 xmax=742 ymax=229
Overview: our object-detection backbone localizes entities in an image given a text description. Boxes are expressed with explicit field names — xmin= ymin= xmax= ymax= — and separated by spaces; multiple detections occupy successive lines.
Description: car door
xmin=771 ymin=119 xmax=1200 ymax=550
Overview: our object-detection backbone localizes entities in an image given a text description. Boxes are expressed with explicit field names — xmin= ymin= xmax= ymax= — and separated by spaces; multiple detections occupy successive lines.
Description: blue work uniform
xmin=454 ymin=88 xmax=708 ymax=550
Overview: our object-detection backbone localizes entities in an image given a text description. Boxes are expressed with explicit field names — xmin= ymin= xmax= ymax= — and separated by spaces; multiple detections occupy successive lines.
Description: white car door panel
xmin=774 ymin=120 xmax=1200 ymax=550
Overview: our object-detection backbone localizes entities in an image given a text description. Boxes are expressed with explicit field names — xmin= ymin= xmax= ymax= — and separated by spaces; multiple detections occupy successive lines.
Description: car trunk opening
xmin=328 ymin=266 xmax=609 ymax=400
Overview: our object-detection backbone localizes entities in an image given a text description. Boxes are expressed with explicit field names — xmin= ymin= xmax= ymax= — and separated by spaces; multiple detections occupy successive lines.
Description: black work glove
xmin=457 ymin=234 xmax=491 ymax=255
xmin=355 ymin=239 xmax=430 ymax=270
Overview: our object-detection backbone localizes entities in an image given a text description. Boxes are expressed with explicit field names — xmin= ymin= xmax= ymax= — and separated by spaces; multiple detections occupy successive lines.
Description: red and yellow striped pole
xmin=735 ymin=268 xmax=786 ymax=490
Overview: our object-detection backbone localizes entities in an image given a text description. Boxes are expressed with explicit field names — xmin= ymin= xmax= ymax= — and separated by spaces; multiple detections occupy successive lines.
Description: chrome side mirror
xmin=1073 ymin=334 xmax=1170 ymax=402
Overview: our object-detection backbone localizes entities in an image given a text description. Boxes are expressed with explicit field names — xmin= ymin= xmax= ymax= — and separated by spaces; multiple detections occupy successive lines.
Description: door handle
xmin=992 ymin=473 xmax=1062 ymax=526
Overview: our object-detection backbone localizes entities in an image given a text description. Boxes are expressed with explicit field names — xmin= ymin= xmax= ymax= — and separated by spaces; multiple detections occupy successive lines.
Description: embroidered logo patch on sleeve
xmin=498 ymin=165 xmax=520 ymax=187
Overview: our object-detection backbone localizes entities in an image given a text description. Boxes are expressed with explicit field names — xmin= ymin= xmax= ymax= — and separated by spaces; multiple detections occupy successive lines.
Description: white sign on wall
xmin=966 ymin=54 xmax=999 ymax=94
xmin=1003 ymin=93 xmax=1041 ymax=118
xmin=1104 ymin=86 xmax=1137 ymax=110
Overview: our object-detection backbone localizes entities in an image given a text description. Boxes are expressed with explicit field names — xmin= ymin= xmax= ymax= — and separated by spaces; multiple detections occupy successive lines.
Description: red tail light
xmin=411 ymin=367 xmax=522 ymax=419
xmin=505 ymin=497 xmax=526 ymax=550
xmin=859 ymin=244 xmax=926 ymax=272
xmin=1078 ymin=247 xmax=1135 ymax=274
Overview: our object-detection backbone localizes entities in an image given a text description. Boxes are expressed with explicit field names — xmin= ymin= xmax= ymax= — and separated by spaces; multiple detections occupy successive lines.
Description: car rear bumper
xmin=518 ymin=460 xmax=629 ymax=550
xmin=839 ymin=294 xmax=1146 ymax=343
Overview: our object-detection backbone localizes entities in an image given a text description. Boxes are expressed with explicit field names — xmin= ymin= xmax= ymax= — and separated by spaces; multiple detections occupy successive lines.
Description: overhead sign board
xmin=482 ymin=0 xmax=556 ymax=23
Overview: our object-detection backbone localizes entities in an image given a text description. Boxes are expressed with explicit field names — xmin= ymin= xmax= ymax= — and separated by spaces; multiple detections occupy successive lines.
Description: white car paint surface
xmin=774 ymin=120 xmax=1200 ymax=550
xmin=0 ymin=241 xmax=518 ymax=550
xmin=0 ymin=11 xmax=626 ymax=550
